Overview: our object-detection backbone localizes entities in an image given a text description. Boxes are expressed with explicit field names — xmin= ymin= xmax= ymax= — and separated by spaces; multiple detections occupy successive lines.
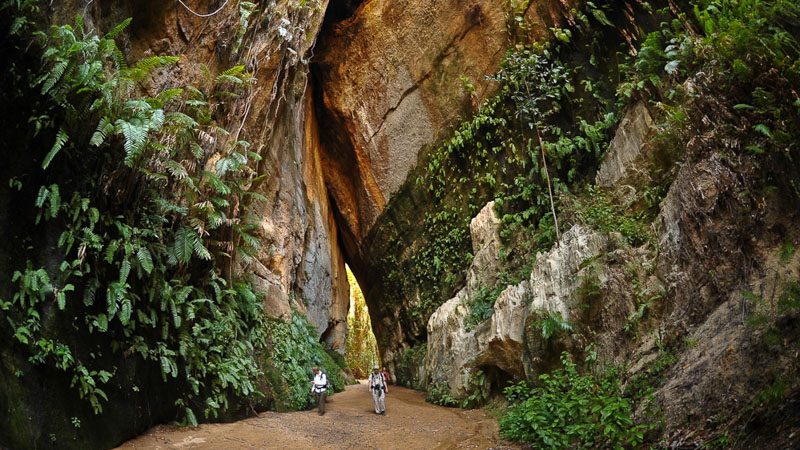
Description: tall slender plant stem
xmin=536 ymin=126 xmax=560 ymax=245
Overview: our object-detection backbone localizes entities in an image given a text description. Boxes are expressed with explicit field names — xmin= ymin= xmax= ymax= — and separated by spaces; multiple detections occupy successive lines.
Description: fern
xmin=123 ymin=55 xmax=179 ymax=82
xmin=191 ymin=230 xmax=212 ymax=261
xmin=90 ymin=118 xmax=114 ymax=147
xmin=48 ymin=183 xmax=60 ymax=219
xmin=165 ymin=160 xmax=189 ymax=180
xmin=156 ymin=87 xmax=184 ymax=107
xmin=119 ymin=259 xmax=131 ymax=284
xmin=536 ymin=310 xmax=573 ymax=340
xmin=119 ymin=299 xmax=132 ymax=325
xmin=174 ymin=226 xmax=194 ymax=264
xmin=5 ymin=11 xmax=275 ymax=425
xmin=83 ymin=279 xmax=99 ymax=307
xmin=43 ymin=128 xmax=69 ymax=169
xmin=103 ymin=17 xmax=132 ymax=40
xmin=136 ymin=247 xmax=154 ymax=274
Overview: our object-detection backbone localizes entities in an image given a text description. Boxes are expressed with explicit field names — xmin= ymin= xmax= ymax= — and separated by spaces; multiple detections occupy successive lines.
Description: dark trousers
xmin=315 ymin=391 xmax=326 ymax=415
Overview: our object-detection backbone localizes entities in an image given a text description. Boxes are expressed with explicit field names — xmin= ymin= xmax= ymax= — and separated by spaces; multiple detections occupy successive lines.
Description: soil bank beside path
xmin=117 ymin=381 xmax=518 ymax=449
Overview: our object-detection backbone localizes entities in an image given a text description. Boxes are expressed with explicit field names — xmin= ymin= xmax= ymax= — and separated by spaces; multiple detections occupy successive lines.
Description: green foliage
xmin=0 ymin=8 xmax=279 ymax=424
xmin=533 ymin=310 xmax=574 ymax=340
xmin=460 ymin=369 xmax=490 ymax=408
xmin=264 ymin=312 xmax=345 ymax=411
xmin=394 ymin=344 xmax=427 ymax=389
xmin=426 ymin=381 xmax=457 ymax=407
xmin=621 ymin=0 xmax=800 ymax=157
xmin=374 ymin=3 xmax=626 ymax=338
xmin=500 ymin=354 xmax=648 ymax=449
xmin=572 ymin=187 xmax=653 ymax=246
xmin=464 ymin=284 xmax=505 ymax=330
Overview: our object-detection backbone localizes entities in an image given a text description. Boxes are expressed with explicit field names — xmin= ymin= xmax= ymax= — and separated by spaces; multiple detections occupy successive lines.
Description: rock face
xmin=422 ymin=89 xmax=800 ymax=446
xmin=424 ymin=201 xmax=613 ymax=397
xmin=60 ymin=0 xmax=351 ymax=350
xmin=595 ymin=100 xmax=655 ymax=188
xmin=313 ymin=0 xmax=574 ymax=248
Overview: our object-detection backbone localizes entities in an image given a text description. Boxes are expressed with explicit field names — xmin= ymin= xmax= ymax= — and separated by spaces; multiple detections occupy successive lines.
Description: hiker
xmin=368 ymin=365 xmax=387 ymax=415
xmin=381 ymin=366 xmax=391 ymax=385
xmin=310 ymin=367 xmax=328 ymax=415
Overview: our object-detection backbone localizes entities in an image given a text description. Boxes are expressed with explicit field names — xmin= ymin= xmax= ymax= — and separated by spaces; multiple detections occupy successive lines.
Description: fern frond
xmin=191 ymin=231 xmax=212 ymax=261
xmin=136 ymin=247 xmax=153 ymax=274
xmin=42 ymin=128 xmax=69 ymax=169
xmin=90 ymin=117 xmax=114 ymax=147
xmin=116 ymin=118 xmax=148 ymax=164
xmin=103 ymin=17 xmax=132 ymax=40
xmin=174 ymin=226 xmax=194 ymax=264
xmin=125 ymin=55 xmax=179 ymax=82
xmin=83 ymin=279 xmax=99 ymax=306
xmin=119 ymin=298 xmax=132 ymax=325
xmin=119 ymin=259 xmax=131 ymax=283
xmin=48 ymin=184 xmax=60 ymax=218
xmin=105 ymin=240 xmax=119 ymax=263
xmin=175 ymin=286 xmax=193 ymax=304
xmin=156 ymin=88 xmax=185 ymax=107
xmin=165 ymin=159 xmax=189 ymax=180
xmin=204 ymin=171 xmax=231 ymax=195
xmin=215 ymin=74 xmax=244 ymax=86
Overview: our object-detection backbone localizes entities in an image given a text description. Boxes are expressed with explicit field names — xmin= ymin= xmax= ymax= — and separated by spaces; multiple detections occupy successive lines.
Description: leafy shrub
xmin=426 ymin=382 xmax=457 ymax=407
xmin=500 ymin=353 xmax=647 ymax=449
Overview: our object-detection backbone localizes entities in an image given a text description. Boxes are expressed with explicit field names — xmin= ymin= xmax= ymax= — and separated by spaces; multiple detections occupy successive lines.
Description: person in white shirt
xmin=368 ymin=365 xmax=387 ymax=415
xmin=310 ymin=367 xmax=328 ymax=415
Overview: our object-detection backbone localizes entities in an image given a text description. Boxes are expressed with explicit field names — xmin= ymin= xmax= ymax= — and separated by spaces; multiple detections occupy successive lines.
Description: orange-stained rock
xmin=314 ymin=0 xmax=574 ymax=248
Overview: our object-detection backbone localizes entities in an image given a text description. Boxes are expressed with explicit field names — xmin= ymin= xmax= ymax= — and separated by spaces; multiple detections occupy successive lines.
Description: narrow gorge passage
xmin=117 ymin=383 xmax=508 ymax=449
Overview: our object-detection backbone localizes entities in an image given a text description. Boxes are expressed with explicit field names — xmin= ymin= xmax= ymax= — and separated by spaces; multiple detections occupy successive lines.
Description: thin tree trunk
xmin=536 ymin=127 xmax=560 ymax=245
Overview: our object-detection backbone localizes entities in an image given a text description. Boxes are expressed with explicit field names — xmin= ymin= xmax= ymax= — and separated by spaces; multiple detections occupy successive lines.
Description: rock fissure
xmin=365 ymin=15 xmax=483 ymax=144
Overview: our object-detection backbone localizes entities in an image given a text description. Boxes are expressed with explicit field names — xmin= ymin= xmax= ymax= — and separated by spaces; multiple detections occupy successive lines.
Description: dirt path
xmin=118 ymin=381 xmax=515 ymax=449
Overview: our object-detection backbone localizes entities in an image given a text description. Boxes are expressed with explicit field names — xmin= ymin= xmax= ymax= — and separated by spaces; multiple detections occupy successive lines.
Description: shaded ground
xmin=118 ymin=381 xmax=515 ymax=449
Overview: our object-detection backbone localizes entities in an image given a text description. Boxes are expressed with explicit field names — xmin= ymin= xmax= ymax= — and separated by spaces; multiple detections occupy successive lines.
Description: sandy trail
xmin=117 ymin=381 xmax=515 ymax=449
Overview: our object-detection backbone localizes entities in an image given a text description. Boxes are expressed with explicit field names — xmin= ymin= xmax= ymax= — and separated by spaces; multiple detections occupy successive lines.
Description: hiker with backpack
xmin=368 ymin=365 xmax=387 ymax=415
xmin=310 ymin=366 xmax=328 ymax=415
